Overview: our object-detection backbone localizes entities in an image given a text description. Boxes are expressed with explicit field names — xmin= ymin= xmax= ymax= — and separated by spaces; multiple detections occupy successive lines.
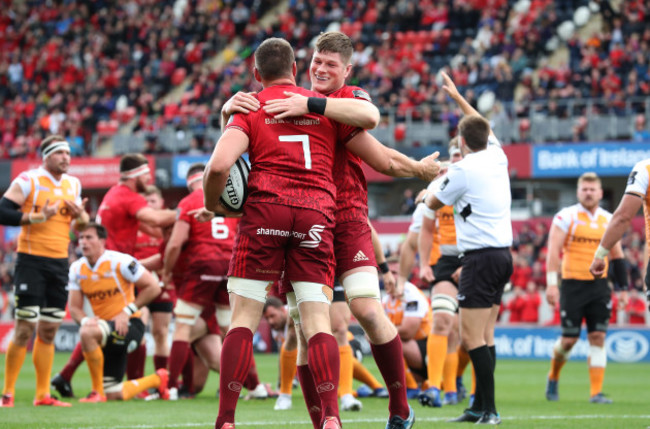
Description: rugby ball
xmin=220 ymin=157 xmax=250 ymax=212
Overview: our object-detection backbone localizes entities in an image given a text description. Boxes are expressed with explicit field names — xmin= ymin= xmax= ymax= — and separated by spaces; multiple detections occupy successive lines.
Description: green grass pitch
xmin=0 ymin=352 xmax=648 ymax=428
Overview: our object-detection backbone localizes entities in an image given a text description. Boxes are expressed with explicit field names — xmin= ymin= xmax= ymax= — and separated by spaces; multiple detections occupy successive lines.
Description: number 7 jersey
xmin=225 ymin=84 xmax=358 ymax=221
xmin=176 ymin=188 xmax=239 ymax=265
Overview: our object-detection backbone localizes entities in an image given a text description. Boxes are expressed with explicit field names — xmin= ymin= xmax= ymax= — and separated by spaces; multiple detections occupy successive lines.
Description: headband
xmin=449 ymin=147 xmax=461 ymax=156
xmin=121 ymin=164 xmax=150 ymax=179
xmin=186 ymin=172 xmax=203 ymax=187
xmin=42 ymin=141 xmax=70 ymax=159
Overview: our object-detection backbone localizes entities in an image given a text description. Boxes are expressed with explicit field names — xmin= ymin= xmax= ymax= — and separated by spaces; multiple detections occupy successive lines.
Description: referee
xmin=423 ymin=114 xmax=513 ymax=424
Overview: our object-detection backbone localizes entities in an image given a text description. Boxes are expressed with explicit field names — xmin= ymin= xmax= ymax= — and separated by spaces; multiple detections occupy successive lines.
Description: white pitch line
xmin=62 ymin=414 xmax=650 ymax=429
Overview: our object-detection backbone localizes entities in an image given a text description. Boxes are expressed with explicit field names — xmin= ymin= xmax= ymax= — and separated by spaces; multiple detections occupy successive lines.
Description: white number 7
xmin=279 ymin=135 xmax=311 ymax=169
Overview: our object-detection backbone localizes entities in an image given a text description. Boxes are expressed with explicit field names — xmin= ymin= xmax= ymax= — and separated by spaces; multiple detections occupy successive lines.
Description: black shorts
xmin=13 ymin=252 xmax=68 ymax=310
xmin=432 ymin=255 xmax=463 ymax=287
xmin=148 ymin=301 xmax=174 ymax=313
xmin=333 ymin=282 xmax=345 ymax=302
xmin=103 ymin=318 xmax=146 ymax=384
xmin=560 ymin=278 xmax=610 ymax=337
xmin=458 ymin=248 xmax=513 ymax=309
xmin=410 ymin=338 xmax=428 ymax=380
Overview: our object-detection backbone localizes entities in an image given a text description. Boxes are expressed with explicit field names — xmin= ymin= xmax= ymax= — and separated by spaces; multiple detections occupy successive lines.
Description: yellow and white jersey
xmin=68 ymin=250 xmax=145 ymax=320
xmin=13 ymin=167 xmax=82 ymax=258
xmin=423 ymin=174 xmax=459 ymax=261
xmin=552 ymin=203 xmax=612 ymax=281
xmin=624 ymin=158 xmax=650 ymax=244
xmin=382 ymin=281 xmax=432 ymax=341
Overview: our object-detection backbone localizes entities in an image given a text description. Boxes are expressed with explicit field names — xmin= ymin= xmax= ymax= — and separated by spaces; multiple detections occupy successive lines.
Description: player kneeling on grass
xmin=68 ymin=222 xmax=169 ymax=402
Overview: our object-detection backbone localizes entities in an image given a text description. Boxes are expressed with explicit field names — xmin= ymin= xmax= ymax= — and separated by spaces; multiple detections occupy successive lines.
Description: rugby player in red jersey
xmin=162 ymin=163 xmax=240 ymax=399
xmin=96 ymin=154 xmax=176 ymax=256
xmin=223 ymin=31 xmax=439 ymax=429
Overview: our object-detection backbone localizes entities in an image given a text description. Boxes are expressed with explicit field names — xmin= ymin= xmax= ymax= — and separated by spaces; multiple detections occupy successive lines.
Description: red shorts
xmin=334 ymin=220 xmax=377 ymax=278
xmin=178 ymin=259 xmax=229 ymax=308
xmin=200 ymin=305 xmax=221 ymax=336
xmin=229 ymin=202 xmax=336 ymax=286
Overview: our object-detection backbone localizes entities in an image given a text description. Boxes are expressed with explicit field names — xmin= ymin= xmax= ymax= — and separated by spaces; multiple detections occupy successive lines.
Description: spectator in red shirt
xmin=520 ymin=281 xmax=541 ymax=323
xmin=625 ymin=289 xmax=647 ymax=325
xmin=511 ymin=254 xmax=532 ymax=289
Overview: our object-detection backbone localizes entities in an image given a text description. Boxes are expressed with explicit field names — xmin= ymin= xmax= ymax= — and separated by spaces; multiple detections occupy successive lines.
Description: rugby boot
xmin=34 ymin=394 xmax=72 ymax=407
xmin=273 ymin=393 xmax=292 ymax=410
xmin=322 ymin=416 xmax=342 ymax=429
xmin=545 ymin=378 xmax=559 ymax=401
xmin=476 ymin=412 xmax=501 ymax=425
xmin=341 ymin=393 xmax=362 ymax=411
xmin=157 ymin=368 xmax=170 ymax=400
xmin=385 ymin=405 xmax=415 ymax=429
xmin=589 ymin=393 xmax=612 ymax=404
xmin=443 ymin=391 xmax=459 ymax=405
xmin=51 ymin=373 xmax=74 ymax=398
xmin=447 ymin=409 xmax=482 ymax=423
xmin=1 ymin=393 xmax=14 ymax=408
xmin=418 ymin=386 xmax=442 ymax=407
xmin=79 ymin=391 xmax=106 ymax=403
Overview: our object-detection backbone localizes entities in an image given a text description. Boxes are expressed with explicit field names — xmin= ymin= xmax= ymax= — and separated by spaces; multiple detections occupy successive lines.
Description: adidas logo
xmin=352 ymin=250 xmax=369 ymax=262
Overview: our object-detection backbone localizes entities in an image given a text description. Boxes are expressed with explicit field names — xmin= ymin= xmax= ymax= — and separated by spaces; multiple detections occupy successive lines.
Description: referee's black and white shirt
xmin=433 ymin=136 xmax=513 ymax=253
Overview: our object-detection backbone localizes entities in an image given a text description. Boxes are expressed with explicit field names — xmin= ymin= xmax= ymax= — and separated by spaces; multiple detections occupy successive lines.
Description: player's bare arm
xmin=423 ymin=193 xmax=445 ymax=211
xmin=221 ymin=91 xmax=259 ymax=132
xmin=204 ymin=128 xmax=249 ymax=213
xmin=68 ymin=289 xmax=90 ymax=325
xmin=139 ymin=253 xmax=163 ymax=271
xmin=346 ymin=132 xmax=440 ymax=181
xmin=133 ymin=269 xmax=162 ymax=308
xmin=397 ymin=231 xmax=418 ymax=298
xmin=264 ymin=91 xmax=380 ymax=129
xmin=418 ymin=215 xmax=436 ymax=284
xmin=590 ymin=193 xmax=644 ymax=277
xmin=136 ymin=206 xmax=176 ymax=228
xmin=370 ymin=220 xmax=395 ymax=292
xmin=162 ymin=220 xmax=190 ymax=286
xmin=441 ymin=71 xmax=497 ymax=141
xmin=545 ymin=224 xmax=567 ymax=306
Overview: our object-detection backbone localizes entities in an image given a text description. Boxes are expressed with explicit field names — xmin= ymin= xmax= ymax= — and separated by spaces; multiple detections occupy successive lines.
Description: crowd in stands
xmin=2 ymin=0 xmax=650 ymax=157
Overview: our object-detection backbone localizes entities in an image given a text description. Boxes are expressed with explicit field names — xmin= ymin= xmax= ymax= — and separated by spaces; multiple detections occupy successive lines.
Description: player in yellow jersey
xmin=68 ymin=222 xmax=168 ymax=402
xmin=545 ymin=172 xmax=628 ymax=404
xmin=590 ymin=158 xmax=650 ymax=313
xmin=0 ymin=135 xmax=88 ymax=408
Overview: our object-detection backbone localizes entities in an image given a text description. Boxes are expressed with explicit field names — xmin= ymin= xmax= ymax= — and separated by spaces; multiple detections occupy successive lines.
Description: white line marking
xmin=64 ymin=415 xmax=650 ymax=429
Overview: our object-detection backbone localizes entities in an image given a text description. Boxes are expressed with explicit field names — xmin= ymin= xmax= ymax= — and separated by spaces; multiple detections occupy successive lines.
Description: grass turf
xmin=0 ymin=352 xmax=648 ymax=428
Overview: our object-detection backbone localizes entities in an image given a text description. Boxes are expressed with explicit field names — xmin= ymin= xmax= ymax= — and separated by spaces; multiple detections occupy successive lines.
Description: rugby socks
xmin=33 ymin=337 xmax=55 ymax=400
xmin=168 ymin=340 xmax=190 ymax=389
xmin=153 ymin=355 xmax=168 ymax=371
xmin=457 ymin=344 xmax=470 ymax=376
xmin=122 ymin=373 xmax=161 ymax=400
xmin=126 ymin=343 xmax=146 ymax=380
xmin=280 ymin=344 xmax=297 ymax=395
xmin=549 ymin=357 xmax=567 ymax=381
xmin=83 ymin=346 xmax=105 ymax=396
xmin=338 ymin=344 xmax=354 ymax=397
xmin=442 ymin=350 xmax=459 ymax=393
xmin=426 ymin=333 xmax=447 ymax=389
xmin=244 ymin=358 xmax=261 ymax=391
xmin=297 ymin=364 xmax=322 ymax=429
xmin=3 ymin=341 xmax=27 ymax=395
xmin=308 ymin=333 xmax=340 ymax=425
xmin=215 ymin=327 xmax=254 ymax=429
xmin=468 ymin=345 xmax=496 ymax=414
xmin=589 ymin=367 xmax=605 ymax=397
xmin=489 ymin=345 xmax=497 ymax=370
xmin=404 ymin=364 xmax=418 ymax=390
xmin=181 ymin=351 xmax=194 ymax=393
xmin=370 ymin=335 xmax=410 ymax=420
xmin=60 ymin=342 xmax=84 ymax=382
xmin=352 ymin=357 xmax=383 ymax=390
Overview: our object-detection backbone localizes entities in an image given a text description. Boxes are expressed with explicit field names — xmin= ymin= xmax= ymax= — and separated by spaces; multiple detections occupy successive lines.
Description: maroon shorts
xmin=200 ymin=305 xmax=221 ymax=336
xmin=178 ymin=259 xmax=229 ymax=308
xmin=334 ymin=220 xmax=377 ymax=278
xmin=229 ymin=202 xmax=335 ymax=286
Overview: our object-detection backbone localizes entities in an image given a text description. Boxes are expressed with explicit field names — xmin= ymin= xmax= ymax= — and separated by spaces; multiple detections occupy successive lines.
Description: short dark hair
xmin=254 ymin=38 xmax=295 ymax=81
xmin=40 ymin=135 xmax=66 ymax=153
xmin=80 ymin=221 xmax=108 ymax=239
xmin=315 ymin=31 xmax=353 ymax=65
xmin=263 ymin=296 xmax=284 ymax=313
xmin=186 ymin=162 xmax=205 ymax=179
xmin=120 ymin=153 xmax=148 ymax=173
xmin=458 ymin=115 xmax=490 ymax=151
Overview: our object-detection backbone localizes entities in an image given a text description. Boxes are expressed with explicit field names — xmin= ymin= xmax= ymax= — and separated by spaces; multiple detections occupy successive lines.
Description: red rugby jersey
xmin=133 ymin=230 xmax=163 ymax=260
xmin=329 ymin=85 xmax=371 ymax=223
xmin=97 ymin=184 xmax=148 ymax=256
xmin=225 ymin=84 xmax=357 ymax=220
xmin=177 ymin=188 xmax=239 ymax=265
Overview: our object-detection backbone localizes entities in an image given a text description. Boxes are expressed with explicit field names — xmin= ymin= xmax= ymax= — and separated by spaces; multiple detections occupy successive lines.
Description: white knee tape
xmin=14 ymin=305 xmax=39 ymax=322
xmin=553 ymin=338 xmax=571 ymax=360
xmin=216 ymin=306 xmax=232 ymax=327
xmin=104 ymin=379 xmax=123 ymax=394
xmin=227 ymin=277 xmax=270 ymax=303
xmin=97 ymin=319 xmax=111 ymax=348
xmin=173 ymin=299 xmax=202 ymax=326
xmin=292 ymin=281 xmax=331 ymax=305
xmin=40 ymin=307 xmax=66 ymax=323
xmin=431 ymin=294 xmax=458 ymax=315
xmin=286 ymin=292 xmax=301 ymax=324
xmin=589 ymin=345 xmax=607 ymax=368
xmin=342 ymin=272 xmax=380 ymax=301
